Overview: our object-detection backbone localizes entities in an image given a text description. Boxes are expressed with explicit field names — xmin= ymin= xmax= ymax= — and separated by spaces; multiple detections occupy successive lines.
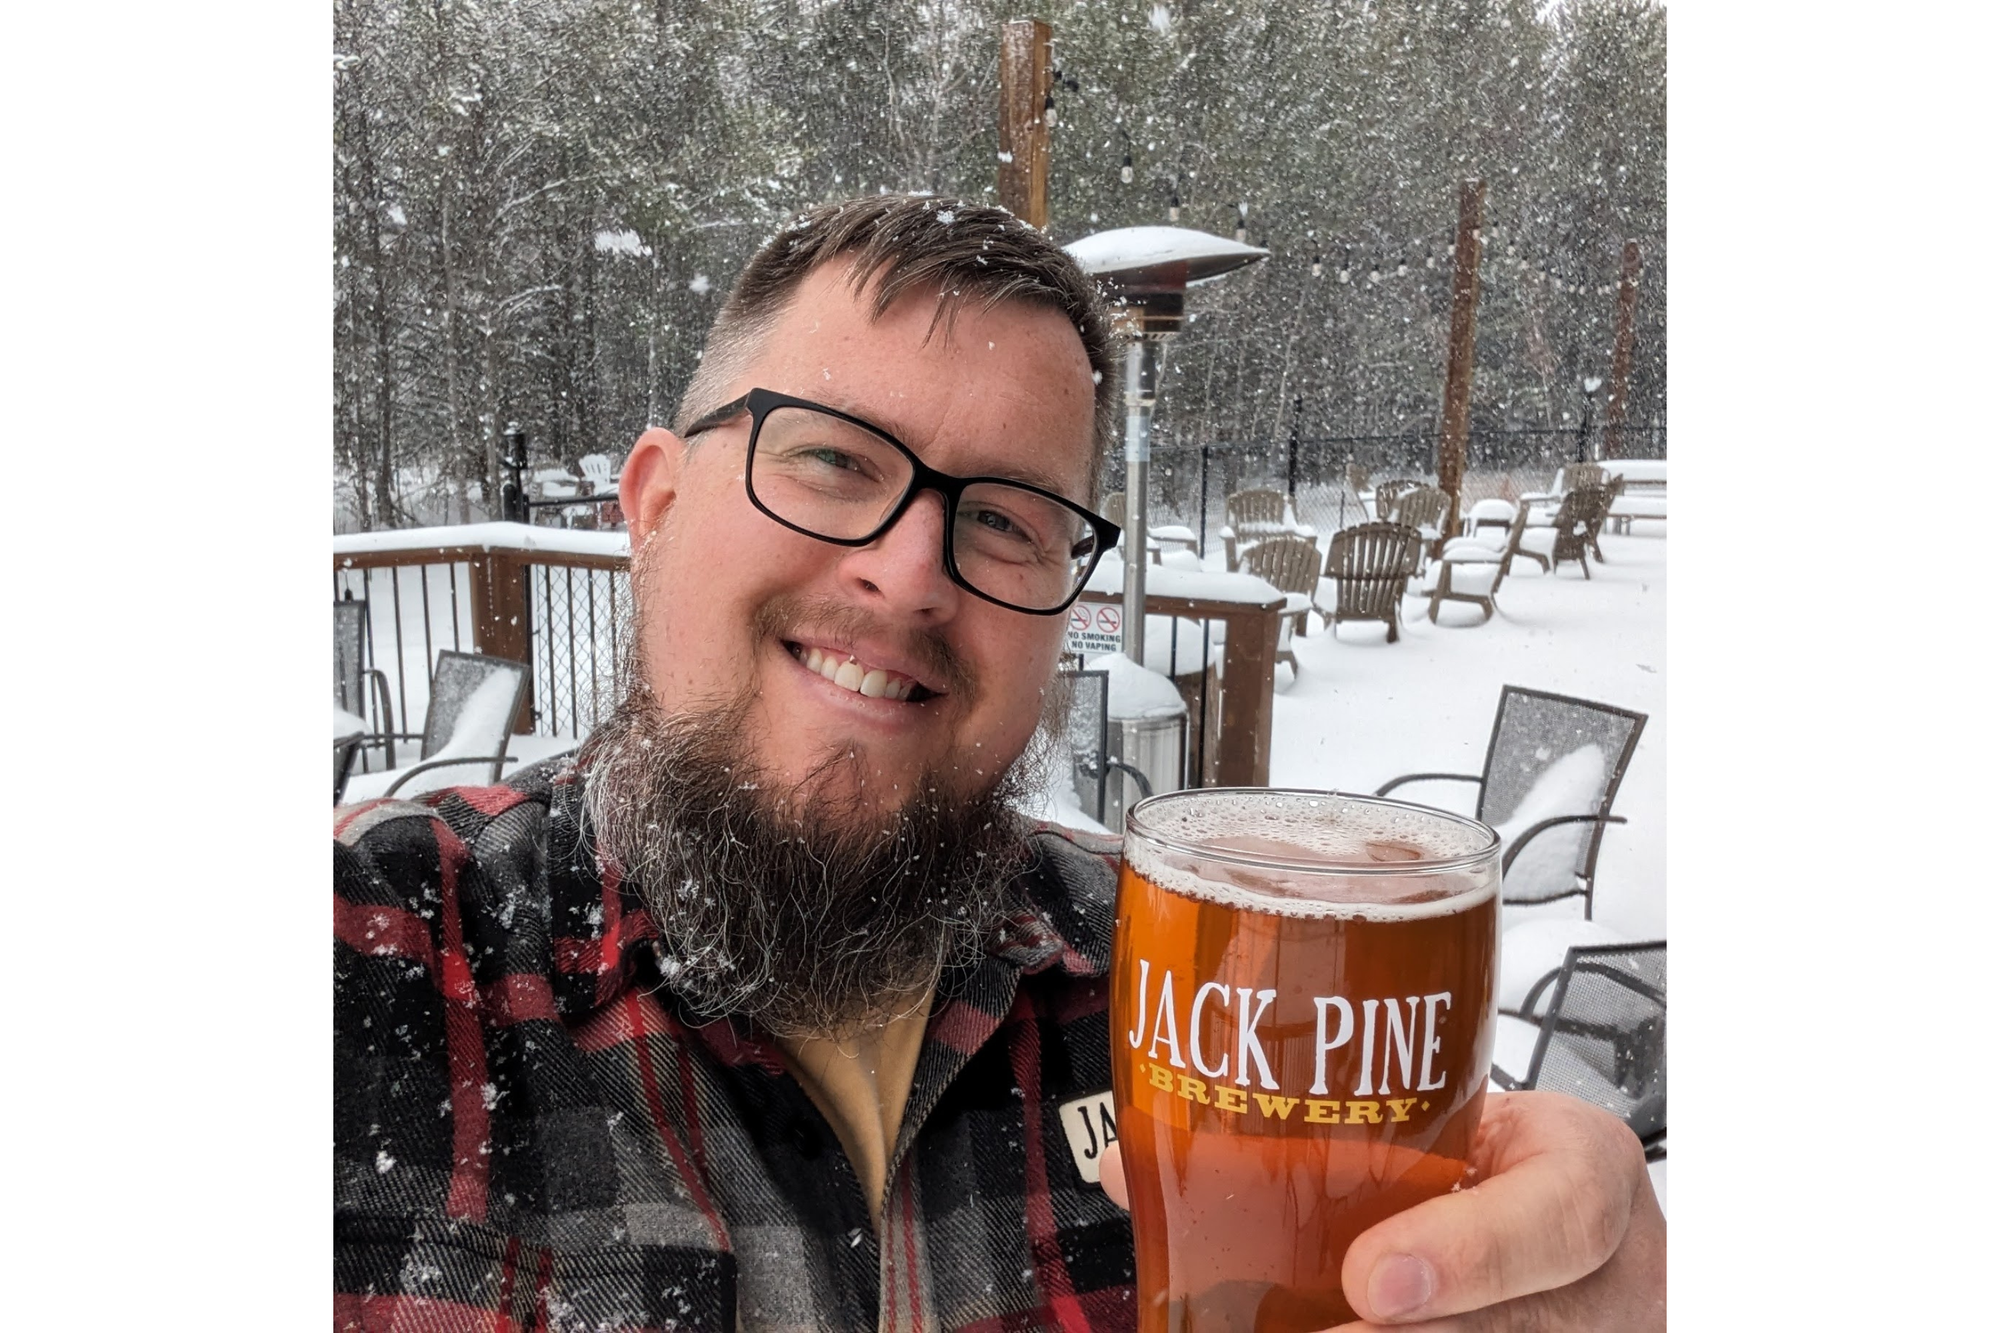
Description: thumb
xmin=1099 ymin=1139 xmax=1130 ymax=1211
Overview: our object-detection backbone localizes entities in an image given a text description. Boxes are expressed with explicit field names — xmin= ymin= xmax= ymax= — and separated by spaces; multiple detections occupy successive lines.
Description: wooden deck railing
xmin=334 ymin=523 xmax=1287 ymax=787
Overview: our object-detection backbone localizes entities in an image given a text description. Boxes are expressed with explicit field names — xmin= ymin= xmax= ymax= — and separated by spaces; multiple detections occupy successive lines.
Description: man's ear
xmin=619 ymin=427 xmax=686 ymax=542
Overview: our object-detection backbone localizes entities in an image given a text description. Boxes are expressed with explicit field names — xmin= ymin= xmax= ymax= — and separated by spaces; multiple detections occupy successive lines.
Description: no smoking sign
xmin=1065 ymin=601 xmax=1125 ymax=659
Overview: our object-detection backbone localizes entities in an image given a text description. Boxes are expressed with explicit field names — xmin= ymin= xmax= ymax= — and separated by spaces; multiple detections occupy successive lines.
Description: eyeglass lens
xmin=748 ymin=405 xmax=1099 ymax=611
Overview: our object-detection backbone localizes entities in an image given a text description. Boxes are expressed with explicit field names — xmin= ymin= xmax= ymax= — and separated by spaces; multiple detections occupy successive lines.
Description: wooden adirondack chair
xmin=1099 ymin=490 xmax=1164 ymax=564
xmin=1312 ymin=522 xmax=1425 ymax=641
xmin=1548 ymin=487 xmax=1604 ymax=577
xmin=1559 ymin=462 xmax=1607 ymax=493
xmin=1242 ymin=533 xmax=1321 ymax=671
xmin=1429 ymin=503 xmax=1537 ymax=625
xmin=1373 ymin=479 xmax=1421 ymax=521
xmin=1221 ymin=487 xmax=1289 ymax=569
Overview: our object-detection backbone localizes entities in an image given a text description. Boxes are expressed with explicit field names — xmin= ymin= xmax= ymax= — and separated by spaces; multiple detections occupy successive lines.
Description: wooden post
xmin=998 ymin=19 xmax=1053 ymax=228
xmin=1604 ymin=239 xmax=1643 ymax=459
xmin=469 ymin=550 xmax=535 ymax=734
xmin=1436 ymin=179 xmax=1486 ymax=547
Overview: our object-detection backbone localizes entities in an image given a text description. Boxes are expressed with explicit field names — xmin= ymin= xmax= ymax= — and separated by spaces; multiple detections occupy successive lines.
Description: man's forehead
xmin=736 ymin=264 xmax=1098 ymax=490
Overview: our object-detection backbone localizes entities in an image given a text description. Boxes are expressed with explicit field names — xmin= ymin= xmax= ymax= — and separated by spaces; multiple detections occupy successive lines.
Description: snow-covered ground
xmin=1264 ymin=523 xmax=1666 ymax=943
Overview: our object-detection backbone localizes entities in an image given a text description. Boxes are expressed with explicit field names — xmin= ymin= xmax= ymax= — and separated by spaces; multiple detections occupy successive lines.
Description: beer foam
xmin=1124 ymin=791 xmax=1498 ymax=921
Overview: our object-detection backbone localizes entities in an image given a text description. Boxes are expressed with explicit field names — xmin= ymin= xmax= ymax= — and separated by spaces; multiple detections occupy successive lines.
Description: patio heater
xmin=1063 ymin=226 xmax=1267 ymax=661
xmin=501 ymin=423 xmax=530 ymax=524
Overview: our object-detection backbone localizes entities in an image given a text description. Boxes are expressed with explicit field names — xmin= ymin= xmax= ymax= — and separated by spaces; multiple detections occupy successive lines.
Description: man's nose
xmin=838 ymin=489 xmax=960 ymax=618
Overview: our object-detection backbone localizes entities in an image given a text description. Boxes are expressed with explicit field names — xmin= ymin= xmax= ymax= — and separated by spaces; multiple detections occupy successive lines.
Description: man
xmin=336 ymin=194 xmax=1664 ymax=1331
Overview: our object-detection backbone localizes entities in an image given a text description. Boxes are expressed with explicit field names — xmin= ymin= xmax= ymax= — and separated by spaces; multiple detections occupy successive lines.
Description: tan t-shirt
xmin=774 ymin=992 xmax=934 ymax=1228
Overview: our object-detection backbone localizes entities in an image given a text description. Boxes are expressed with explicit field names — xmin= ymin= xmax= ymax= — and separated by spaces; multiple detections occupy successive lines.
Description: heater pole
xmin=1121 ymin=335 xmax=1157 ymax=662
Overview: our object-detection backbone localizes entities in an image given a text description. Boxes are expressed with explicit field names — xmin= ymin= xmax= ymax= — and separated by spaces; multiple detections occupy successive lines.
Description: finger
xmin=1337 ymin=1092 xmax=1646 ymax=1324
xmin=1098 ymin=1139 xmax=1129 ymax=1210
xmin=1316 ymin=1172 xmax=1665 ymax=1333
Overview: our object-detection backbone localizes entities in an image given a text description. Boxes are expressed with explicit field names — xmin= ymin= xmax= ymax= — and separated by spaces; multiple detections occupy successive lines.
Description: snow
xmin=1489 ymin=745 xmax=1609 ymax=898
xmin=1087 ymin=652 xmax=1188 ymax=721
xmin=1600 ymin=460 xmax=1668 ymax=485
xmin=332 ymin=521 xmax=629 ymax=561
xmin=593 ymin=229 xmax=646 ymax=257
xmin=1266 ymin=526 xmax=1666 ymax=942
xmin=1084 ymin=553 xmax=1282 ymax=606
xmin=1496 ymin=918 xmax=1630 ymax=1016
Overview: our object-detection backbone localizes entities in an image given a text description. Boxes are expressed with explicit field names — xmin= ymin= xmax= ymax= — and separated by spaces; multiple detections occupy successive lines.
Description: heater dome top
xmin=1064 ymin=226 xmax=1269 ymax=288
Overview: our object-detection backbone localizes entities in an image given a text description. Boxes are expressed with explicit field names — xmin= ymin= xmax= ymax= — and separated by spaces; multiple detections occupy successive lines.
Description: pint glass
xmin=1110 ymin=789 xmax=1501 ymax=1333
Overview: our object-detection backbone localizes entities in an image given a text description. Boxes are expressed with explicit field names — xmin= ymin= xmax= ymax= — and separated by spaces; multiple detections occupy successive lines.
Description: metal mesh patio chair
xmin=1491 ymin=941 xmax=1667 ymax=1160
xmin=373 ymin=651 xmax=531 ymax=798
xmin=1241 ymin=534 xmax=1322 ymax=671
xmin=334 ymin=731 xmax=364 ymax=805
xmin=1220 ymin=487 xmax=1289 ymax=569
xmin=1312 ymin=521 xmax=1425 ymax=642
xmin=335 ymin=600 xmax=397 ymax=767
xmin=1377 ymin=686 xmax=1647 ymax=918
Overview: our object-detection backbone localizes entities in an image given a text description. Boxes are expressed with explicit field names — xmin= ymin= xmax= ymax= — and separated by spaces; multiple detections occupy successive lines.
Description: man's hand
xmin=1097 ymin=1091 xmax=1665 ymax=1331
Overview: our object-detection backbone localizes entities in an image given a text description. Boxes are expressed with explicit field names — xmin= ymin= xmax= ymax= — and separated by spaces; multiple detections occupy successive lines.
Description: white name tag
xmin=1057 ymin=1091 xmax=1120 ymax=1185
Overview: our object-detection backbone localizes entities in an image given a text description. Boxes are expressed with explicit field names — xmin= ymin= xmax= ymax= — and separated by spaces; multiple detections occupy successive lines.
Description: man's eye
xmin=805 ymin=447 xmax=866 ymax=473
xmin=970 ymin=506 xmax=1024 ymax=536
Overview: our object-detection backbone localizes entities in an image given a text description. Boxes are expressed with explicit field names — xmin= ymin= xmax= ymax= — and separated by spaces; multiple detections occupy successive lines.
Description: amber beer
xmin=1111 ymin=789 xmax=1500 ymax=1333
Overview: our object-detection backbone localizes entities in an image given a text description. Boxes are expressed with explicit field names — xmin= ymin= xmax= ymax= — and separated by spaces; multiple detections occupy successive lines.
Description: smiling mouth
xmin=785 ymin=642 xmax=937 ymax=703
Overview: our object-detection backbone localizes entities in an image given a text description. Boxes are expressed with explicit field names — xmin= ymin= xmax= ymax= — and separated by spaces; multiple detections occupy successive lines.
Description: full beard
xmin=577 ymin=682 xmax=1053 ymax=1040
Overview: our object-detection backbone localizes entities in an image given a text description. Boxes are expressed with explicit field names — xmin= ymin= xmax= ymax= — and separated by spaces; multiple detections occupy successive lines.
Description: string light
xmin=1167 ymin=185 xmax=1180 ymax=222
xmin=1311 ymin=253 xmax=1323 ymax=278
xmin=1120 ymin=149 xmax=1134 ymax=184
xmin=1234 ymin=200 xmax=1248 ymax=244
xmin=1043 ymin=91 xmax=1056 ymax=128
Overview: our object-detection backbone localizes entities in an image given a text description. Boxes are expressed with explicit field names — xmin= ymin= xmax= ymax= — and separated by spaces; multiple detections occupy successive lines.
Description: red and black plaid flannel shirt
xmin=335 ymin=759 xmax=1138 ymax=1331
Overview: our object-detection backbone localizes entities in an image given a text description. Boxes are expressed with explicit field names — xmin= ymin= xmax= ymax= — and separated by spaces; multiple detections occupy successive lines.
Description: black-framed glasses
xmin=681 ymin=387 xmax=1120 ymax=615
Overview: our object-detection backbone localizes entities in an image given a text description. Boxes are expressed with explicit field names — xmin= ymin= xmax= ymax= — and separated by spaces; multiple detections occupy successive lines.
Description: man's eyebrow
xmin=823 ymin=398 xmax=1086 ymax=499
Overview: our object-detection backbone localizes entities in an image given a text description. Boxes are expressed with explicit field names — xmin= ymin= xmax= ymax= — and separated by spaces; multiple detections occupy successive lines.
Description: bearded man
xmin=335 ymin=194 xmax=1664 ymax=1331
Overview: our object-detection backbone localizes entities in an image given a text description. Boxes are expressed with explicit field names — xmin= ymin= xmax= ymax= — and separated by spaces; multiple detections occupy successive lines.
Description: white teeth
xmin=795 ymin=643 xmax=919 ymax=700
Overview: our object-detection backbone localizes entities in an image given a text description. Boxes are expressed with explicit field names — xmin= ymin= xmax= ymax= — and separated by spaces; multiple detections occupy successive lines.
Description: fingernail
xmin=1367 ymin=1254 xmax=1435 ymax=1319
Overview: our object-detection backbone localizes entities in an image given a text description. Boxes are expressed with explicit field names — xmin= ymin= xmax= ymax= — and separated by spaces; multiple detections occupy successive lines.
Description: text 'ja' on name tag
xmin=1057 ymin=1091 xmax=1120 ymax=1185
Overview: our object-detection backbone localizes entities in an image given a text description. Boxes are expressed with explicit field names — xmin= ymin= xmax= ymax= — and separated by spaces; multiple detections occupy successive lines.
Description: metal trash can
xmin=1090 ymin=654 xmax=1189 ymax=834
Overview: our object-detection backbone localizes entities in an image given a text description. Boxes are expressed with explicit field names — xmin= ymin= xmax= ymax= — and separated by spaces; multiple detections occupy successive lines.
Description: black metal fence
xmin=1109 ymin=424 xmax=1666 ymax=548
xmin=334 ymin=554 xmax=631 ymax=756
xmin=526 ymin=562 xmax=632 ymax=737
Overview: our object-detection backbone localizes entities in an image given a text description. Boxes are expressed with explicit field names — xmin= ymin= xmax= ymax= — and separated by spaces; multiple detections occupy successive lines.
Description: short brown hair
xmin=672 ymin=194 xmax=1117 ymax=500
